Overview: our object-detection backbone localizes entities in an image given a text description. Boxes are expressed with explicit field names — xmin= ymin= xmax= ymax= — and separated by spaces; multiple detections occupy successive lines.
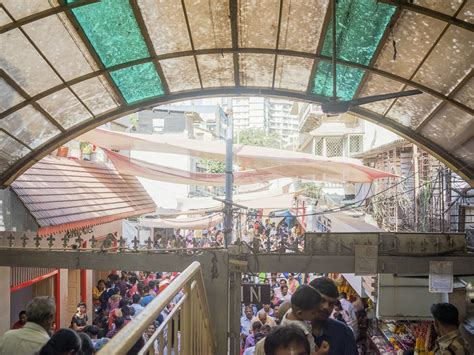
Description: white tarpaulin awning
xmin=80 ymin=129 xmax=396 ymax=183
xmin=138 ymin=213 xmax=223 ymax=229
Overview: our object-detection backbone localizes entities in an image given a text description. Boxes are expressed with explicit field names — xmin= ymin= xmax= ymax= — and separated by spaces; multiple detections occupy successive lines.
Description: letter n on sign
xmin=241 ymin=284 xmax=271 ymax=304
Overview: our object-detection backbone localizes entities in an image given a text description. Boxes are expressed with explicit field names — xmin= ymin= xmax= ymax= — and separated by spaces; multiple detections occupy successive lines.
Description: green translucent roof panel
xmin=313 ymin=62 xmax=365 ymax=101
xmin=110 ymin=62 xmax=165 ymax=103
xmin=312 ymin=0 xmax=396 ymax=99
xmin=69 ymin=0 xmax=149 ymax=68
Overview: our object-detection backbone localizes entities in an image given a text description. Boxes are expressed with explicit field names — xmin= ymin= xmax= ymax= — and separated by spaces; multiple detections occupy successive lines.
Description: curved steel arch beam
xmin=1 ymin=48 xmax=472 ymax=122
xmin=349 ymin=106 xmax=473 ymax=186
xmin=1 ymin=87 xmax=472 ymax=187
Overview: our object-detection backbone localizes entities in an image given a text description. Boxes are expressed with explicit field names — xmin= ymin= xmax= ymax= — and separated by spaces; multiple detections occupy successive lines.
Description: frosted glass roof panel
xmin=454 ymin=140 xmax=474 ymax=166
xmin=70 ymin=76 xmax=119 ymax=116
xmin=454 ymin=76 xmax=474 ymax=110
xmin=0 ymin=106 xmax=60 ymax=148
xmin=0 ymin=29 xmax=62 ymax=96
xmin=274 ymin=56 xmax=313 ymax=92
xmin=278 ymin=0 xmax=328 ymax=53
xmin=0 ymin=131 xmax=30 ymax=173
xmin=0 ymin=8 xmax=11 ymax=27
xmin=457 ymin=1 xmax=474 ymax=23
xmin=374 ymin=11 xmax=446 ymax=79
xmin=1 ymin=0 xmax=53 ymax=20
xmin=37 ymin=88 xmax=92 ymax=129
xmin=420 ymin=105 xmax=473 ymax=151
xmin=386 ymin=90 xmax=442 ymax=129
xmin=22 ymin=15 xmax=97 ymax=81
xmin=184 ymin=0 xmax=232 ymax=50
xmin=413 ymin=27 xmax=474 ymax=95
xmin=413 ymin=0 xmax=463 ymax=16
xmin=239 ymin=0 xmax=279 ymax=48
xmin=0 ymin=78 xmax=24 ymax=112
xmin=197 ymin=54 xmax=235 ymax=88
xmin=239 ymin=53 xmax=274 ymax=87
xmin=138 ymin=0 xmax=191 ymax=55
xmin=160 ymin=57 xmax=201 ymax=92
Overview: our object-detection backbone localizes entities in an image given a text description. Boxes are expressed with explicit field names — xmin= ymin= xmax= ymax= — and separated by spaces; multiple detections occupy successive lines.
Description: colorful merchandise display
xmin=369 ymin=321 xmax=435 ymax=354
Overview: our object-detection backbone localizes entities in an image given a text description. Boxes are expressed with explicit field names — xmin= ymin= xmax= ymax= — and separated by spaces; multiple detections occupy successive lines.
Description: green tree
xmin=236 ymin=128 xmax=280 ymax=148
xmin=200 ymin=159 xmax=226 ymax=173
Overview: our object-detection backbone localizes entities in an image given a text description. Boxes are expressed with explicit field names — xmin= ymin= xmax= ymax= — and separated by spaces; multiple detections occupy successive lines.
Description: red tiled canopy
xmin=10 ymin=156 xmax=156 ymax=236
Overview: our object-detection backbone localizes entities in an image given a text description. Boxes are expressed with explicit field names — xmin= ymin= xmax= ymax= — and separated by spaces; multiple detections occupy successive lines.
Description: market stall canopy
xmin=1 ymin=0 xmax=472 ymax=186
xmin=138 ymin=213 xmax=223 ymax=229
xmin=89 ymin=129 xmax=394 ymax=183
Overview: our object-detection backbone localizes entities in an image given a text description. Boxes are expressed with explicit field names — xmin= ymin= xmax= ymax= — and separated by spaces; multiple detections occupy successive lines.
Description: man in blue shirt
xmin=140 ymin=285 xmax=154 ymax=307
xmin=240 ymin=306 xmax=254 ymax=347
xmin=310 ymin=277 xmax=358 ymax=355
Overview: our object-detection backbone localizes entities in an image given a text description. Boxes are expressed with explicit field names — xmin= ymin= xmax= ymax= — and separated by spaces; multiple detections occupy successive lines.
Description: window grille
xmin=349 ymin=135 xmax=363 ymax=154
xmin=326 ymin=137 xmax=344 ymax=157
xmin=313 ymin=138 xmax=323 ymax=156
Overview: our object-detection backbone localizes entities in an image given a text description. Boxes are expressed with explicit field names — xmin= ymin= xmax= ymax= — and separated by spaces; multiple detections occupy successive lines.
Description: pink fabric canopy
xmin=80 ymin=128 xmax=396 ymax=183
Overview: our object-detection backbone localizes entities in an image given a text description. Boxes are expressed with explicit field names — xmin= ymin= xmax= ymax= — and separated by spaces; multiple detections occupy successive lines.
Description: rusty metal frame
xmin=271 ymin=0 xmax=284 ymax=89
xmin=229 ymin=0 xmax=240 ymax=87
xmin=2 ymin=48 xmax=471 ymax=122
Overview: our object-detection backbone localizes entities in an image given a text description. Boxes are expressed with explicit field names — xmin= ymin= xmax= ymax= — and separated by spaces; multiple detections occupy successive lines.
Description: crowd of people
xmin=0 ymin=270 xmax=182 ymax=354
xmin=1 ymin=271 xmax=469 ymax=354
xmin=241 ymin=218 xmax=305 ymax=253
xmin=153 ymin=227 xmax=224 ymax=249
xmin=240 ymin=275 xmax=470 ymax=355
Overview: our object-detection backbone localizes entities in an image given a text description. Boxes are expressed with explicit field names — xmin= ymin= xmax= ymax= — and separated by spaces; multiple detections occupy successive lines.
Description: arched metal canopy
xmin=0 ymin=0 xmax=473 ymax=187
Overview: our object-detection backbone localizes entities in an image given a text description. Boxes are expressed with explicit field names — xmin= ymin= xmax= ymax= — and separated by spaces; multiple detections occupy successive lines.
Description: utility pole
xmin=224 ymin=110 xmax=234 ymax=247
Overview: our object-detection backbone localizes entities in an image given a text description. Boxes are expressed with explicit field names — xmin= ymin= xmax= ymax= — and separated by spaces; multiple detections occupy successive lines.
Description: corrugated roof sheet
xmin=11 ymin=156 xmax=156 ymax=235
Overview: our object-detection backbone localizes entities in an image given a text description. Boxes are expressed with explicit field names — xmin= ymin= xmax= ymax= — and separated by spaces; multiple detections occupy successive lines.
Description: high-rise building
xmin=171 ymin=97 xmax=300 ymax=149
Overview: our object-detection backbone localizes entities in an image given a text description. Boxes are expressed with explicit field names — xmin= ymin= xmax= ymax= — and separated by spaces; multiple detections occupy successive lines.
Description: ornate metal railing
xmin=98 ymin=261 xmax=215 ymax=355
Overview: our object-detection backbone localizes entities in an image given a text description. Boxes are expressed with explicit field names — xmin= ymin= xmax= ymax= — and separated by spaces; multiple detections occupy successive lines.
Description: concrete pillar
xmin=58 ymin=269 xmax=69 ymax=328
xmin=202 ymin=251 xmax=229 ymax=355
xmin=229 ymin=271 xmax=242 ymax=355
xmin=0 ymin=266 xmax=11 ymax=334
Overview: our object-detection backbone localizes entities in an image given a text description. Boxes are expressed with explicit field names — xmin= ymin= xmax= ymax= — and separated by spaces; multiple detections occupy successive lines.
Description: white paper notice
xmin=355 ymin=244 xmax=378 ymax=275
xmin=429 ymin=261 xmax=453 ymax=293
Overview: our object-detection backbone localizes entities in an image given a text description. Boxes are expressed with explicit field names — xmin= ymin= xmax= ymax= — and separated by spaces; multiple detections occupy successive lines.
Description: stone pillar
xmin=0 ymin=266 xmax=11 ymax=334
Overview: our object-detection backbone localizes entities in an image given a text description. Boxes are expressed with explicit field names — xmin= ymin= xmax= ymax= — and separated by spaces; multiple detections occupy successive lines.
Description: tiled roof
xmin=11 ymin=156 xmax=156 ymax=236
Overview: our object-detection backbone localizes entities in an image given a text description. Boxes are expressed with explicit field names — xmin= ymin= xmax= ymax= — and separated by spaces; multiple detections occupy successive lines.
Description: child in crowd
xmin=281 ymin=285 xmax=329 ymax=354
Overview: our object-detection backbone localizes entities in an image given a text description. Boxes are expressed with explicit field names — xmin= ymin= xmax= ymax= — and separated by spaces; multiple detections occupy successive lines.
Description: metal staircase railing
xmin=98 ymin=261 xmax=216 ymax=354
